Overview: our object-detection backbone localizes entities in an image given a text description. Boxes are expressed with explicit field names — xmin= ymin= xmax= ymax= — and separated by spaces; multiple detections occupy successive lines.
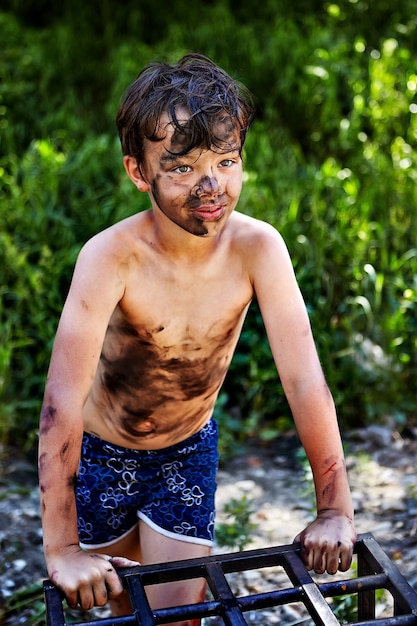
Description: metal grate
xmin=43 ymin=533 xmax=417 ymax=625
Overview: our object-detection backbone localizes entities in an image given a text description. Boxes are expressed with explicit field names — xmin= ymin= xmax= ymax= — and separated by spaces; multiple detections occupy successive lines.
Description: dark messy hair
xmin=116 ymin=53 xmax=255 ymax=167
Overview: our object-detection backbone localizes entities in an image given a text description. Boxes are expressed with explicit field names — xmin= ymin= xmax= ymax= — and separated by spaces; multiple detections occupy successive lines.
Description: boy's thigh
xmin=139 ymin=518 xmax=211 ymax=610
xmin=100 ymin=523 xmax=142 ymax=563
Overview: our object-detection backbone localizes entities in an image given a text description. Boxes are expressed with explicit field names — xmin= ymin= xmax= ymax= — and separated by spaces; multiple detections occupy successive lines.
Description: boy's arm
xmin=39 ymin=237 xmax=138 ymax=609
xmin=250 ymin=224 xmax=356 ymax=574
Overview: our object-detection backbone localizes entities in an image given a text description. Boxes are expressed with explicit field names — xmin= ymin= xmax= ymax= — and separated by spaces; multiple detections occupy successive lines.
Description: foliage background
xmin=1 ymin=0 xmax=416 ymax=453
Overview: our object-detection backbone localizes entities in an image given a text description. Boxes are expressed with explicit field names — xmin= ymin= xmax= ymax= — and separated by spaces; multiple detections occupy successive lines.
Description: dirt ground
xmin=1 ymin=424 xmax=417 ymax=624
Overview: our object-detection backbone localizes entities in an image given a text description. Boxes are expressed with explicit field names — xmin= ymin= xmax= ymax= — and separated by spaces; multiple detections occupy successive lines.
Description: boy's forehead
xmin=156 ymin=108 xmax=242 ymax=153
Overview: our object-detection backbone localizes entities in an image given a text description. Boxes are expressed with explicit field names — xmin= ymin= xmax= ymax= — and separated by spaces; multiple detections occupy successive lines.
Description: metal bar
xmin=360 ymin=534 xmax=417 ymax=616
xmin=43 ymin=581 xmax=66 ymax=626
xmin=123 ymin=574 xmax=155 ymax=626
xmin=42 ymin=534 xmax=417 ymax=626
xmin=317 ymin=572 xmax=388 ymax=599
xmin=236 ymin=585 xmax=303 ymax=611
xmin=283 ymin=550 xmax=340 ymax=626
xmin=205 ymin=561 xmax=248 ymax=626
xmin=122 ymin=543 xmax=294 ymax=585
xmin=219 ymin=573 xmax=391 ymax=615
xmin=357 ymin=535 xmax=377 ymax=621
xmin=152 ymin=599 xmax=221 ymax=624
xmin=346 ymin=616 xmax=417 ymax=626
xmin=57 ymin=616 xmax=137 ymax=626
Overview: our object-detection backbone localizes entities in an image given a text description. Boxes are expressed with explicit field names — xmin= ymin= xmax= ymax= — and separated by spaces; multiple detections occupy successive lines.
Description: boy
xmin=38 ymin=53 xmax=356 ymax=625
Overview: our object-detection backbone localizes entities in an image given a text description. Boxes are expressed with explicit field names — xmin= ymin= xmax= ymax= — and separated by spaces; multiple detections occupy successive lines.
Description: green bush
xmin=1 ymin=1 xmax=416 ymax=450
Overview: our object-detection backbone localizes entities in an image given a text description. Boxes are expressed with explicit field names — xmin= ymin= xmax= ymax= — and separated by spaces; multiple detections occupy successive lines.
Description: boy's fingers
xmin=339 ymin=542 xmax=354 ymax=571
xmin=324 ymin=549 xmax=340 ymax=575
xmin=298 ymin=543 xmax=313 ymax=571
xmin=75 ymin=584 xmax=95 ymax=611
xmin=296 ymin=538 xmax=352 ymax=575
xmin=92 ymin=578 xmax=114 ymax=607
xmin=105 ymin=555 xmax=141 ymax=568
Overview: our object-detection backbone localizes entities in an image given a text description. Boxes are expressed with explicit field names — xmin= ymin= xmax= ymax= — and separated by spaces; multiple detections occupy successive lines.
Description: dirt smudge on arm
xmin=39 ymin=405 xmax=57 ymax=435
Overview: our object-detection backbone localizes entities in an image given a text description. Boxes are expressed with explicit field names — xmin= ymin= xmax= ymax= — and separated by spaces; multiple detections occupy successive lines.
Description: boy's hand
xmin=48 ymin=547 xmax=140 ymax=610
xmin=293 ymin=510 xmax=356 ymax=575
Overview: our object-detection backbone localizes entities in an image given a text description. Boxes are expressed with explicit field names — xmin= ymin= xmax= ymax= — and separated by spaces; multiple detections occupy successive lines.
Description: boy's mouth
xmin=191 ymin=205 xmax=226 ymax=221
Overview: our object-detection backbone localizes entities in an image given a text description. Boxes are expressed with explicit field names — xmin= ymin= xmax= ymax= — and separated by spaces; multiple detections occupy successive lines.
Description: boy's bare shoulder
xmin=230 ymin=211 xmax=286 ymax=249
xmin=229 ymin=212 xmax=293 ymax=283
xmin=79 ymin=212 xmax=151 ymax=261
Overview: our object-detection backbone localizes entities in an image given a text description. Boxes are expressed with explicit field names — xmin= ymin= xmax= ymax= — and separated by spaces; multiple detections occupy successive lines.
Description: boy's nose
xmin=195 ymin=175 xmax=221 ymax=197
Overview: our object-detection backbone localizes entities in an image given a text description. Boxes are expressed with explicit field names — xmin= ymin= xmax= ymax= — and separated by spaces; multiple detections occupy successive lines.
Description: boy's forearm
xmin=304 ymin=425 xmax=354 ymax=519
xmin=288 ymin=386 xmax=354 ymax=519
xmin=40 ymin=459 xmax=80 ymax=554
xmin=301 ymin=429 xmax=354 ymax=519
xmin=38 ymin=403 xmax=83 ymax=559
xmin=313 ymin=461 xmax=354 ymax=519
xmin=41 ymin=497 xmax=80 ymax=561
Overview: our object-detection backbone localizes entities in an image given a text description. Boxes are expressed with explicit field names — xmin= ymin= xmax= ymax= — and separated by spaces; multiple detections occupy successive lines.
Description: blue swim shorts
xmin=76 ymin=419 xmax=218 ymax=549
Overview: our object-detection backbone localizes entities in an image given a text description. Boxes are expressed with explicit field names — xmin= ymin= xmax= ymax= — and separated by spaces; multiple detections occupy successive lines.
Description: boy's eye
xmin=172 ymin=156 xmax=237 ymax=174
xmin=174 ymin=165 xmax=191 ymax=174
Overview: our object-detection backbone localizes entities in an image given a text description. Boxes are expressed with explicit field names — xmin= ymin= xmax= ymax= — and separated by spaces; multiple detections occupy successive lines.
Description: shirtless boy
xmin=38 ymin=53 xmax=356 ymax=625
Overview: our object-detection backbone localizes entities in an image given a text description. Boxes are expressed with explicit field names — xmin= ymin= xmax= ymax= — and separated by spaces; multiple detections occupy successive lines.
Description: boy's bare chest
xmin=115 ymin=257 xmax=253 ymax=356
xmin=96 ymin=272 xmax=251 ymax=421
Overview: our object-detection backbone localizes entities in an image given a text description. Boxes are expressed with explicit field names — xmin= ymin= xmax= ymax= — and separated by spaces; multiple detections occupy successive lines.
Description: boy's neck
xmin=149 ymin=208 xmax=229 ymax=261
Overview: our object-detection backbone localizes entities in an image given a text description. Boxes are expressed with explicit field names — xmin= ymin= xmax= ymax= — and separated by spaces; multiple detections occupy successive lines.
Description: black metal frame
xmin=43 ymin=533 xmax=417 ymax=625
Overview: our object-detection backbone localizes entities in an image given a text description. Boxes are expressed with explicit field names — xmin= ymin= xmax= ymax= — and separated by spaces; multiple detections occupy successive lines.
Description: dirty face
xmin=140 ymin=110 xmax=243 ymax=236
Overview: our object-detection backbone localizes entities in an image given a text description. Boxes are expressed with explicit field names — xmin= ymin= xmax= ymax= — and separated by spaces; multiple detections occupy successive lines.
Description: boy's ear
xmin=123 ymin=155 xmax=150 ymax=192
